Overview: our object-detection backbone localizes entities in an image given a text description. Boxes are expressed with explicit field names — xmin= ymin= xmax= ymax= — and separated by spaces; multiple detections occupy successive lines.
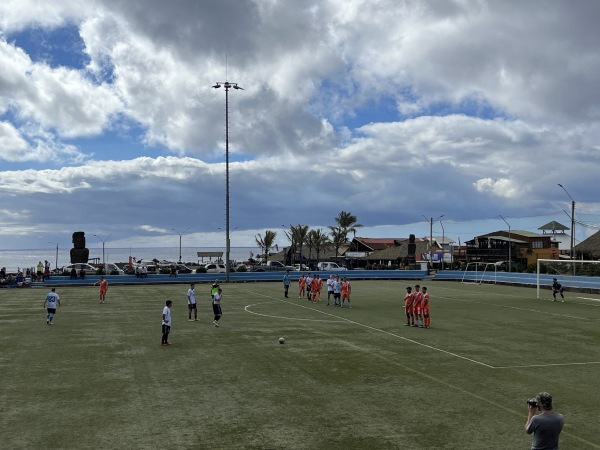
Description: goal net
xmin=462 ymin=262 xmax=497 ymax=284
xmin=536 ymin=259 xmax=600 ymax=299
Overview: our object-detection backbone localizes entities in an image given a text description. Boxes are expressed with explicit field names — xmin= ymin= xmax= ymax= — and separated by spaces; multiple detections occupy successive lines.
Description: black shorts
xmin=333 ymin=293 xmax=341 ymax=300
xmin=188 ymin=303 xmax=197 ymax=310
xmin=47 ymin=308 xmax=56 ymax=314
xmin=213 ymin=303 xmax=222 ymax=315
xmin=162 ymin=324 xmax=171 ymax=334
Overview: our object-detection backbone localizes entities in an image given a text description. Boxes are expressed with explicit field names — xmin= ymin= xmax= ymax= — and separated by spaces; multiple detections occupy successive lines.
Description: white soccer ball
xmin=279 ymin=337 xmax=285 ymax=344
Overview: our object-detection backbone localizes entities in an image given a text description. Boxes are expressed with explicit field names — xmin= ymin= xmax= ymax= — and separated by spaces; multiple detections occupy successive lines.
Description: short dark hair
xmin=536 ymin=392 xmax=553 ymax=410
xmin=166 ymin=300 xmax=172 ymax=306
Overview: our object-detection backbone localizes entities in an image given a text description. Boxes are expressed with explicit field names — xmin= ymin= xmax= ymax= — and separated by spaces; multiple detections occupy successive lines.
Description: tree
xmin=255 ymin=230 xmax=277 ymax=263
xmin=284 ymin=224 xmax=310 ymax=269
xmin=310 ymin=229 xmax=331 ymax=266
xmin=328 ymin=225 xmax=346 ymax=260
xmin=334 ymin=210 xmax=363 ymax=244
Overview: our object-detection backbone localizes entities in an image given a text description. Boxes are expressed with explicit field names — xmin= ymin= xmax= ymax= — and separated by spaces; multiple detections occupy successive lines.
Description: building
xmin=574 ymin=230 xmax=600 ymax=260
xmin=465 ymin=230 xmax=558 ymax=268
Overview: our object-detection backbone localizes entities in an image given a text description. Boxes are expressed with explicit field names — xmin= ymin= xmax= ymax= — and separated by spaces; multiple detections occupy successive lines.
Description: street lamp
xmin=423 ymin=214 xmax=444 ymax=271
xmin=558 ymin=183 xmax=576 ymax=275
xmin=439 ymin=219 xmax=445 ymax=270
xmin=172 ymin=227 xmax=190 ymax=263
xmin=213 ymin=80 xmax=244 ymax=282
xmin=48 ymin=242 xmax=59 ymax=271
xmin=499 ymin=215 xmax=511 ymax=273
xmin=93 ymin=234 xmax=111 ymax=273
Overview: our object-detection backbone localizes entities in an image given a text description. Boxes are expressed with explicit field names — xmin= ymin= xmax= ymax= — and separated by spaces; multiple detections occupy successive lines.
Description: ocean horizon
xmin=0 ymin=247 xmax=257 ymax=272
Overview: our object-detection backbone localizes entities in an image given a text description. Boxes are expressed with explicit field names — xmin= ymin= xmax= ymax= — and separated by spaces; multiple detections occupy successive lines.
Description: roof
xmin=538 ymin=220 xmax=570 ymax=232
xmin=352 ymin=237 xmax=407 ymax=251
xmin=574 ymin=230 xmax=600 ymax=257
xmin=363 ymin=241 xmax=431 ymax=261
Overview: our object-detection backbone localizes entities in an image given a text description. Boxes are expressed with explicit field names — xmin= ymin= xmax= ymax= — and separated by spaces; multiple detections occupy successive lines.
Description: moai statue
xmin=70 ymin=231 xmax=90 ymax=263
xmin=407 ymin=234 xmax=416 ymax=266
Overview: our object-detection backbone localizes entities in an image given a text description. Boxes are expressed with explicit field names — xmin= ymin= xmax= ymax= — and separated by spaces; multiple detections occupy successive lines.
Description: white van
xmin=317 ymin=262 xmax=347 ymax=271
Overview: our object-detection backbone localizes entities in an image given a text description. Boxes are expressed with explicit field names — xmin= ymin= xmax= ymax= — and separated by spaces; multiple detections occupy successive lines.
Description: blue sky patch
xmin=7 ymin=23 xmax=90 ymax=70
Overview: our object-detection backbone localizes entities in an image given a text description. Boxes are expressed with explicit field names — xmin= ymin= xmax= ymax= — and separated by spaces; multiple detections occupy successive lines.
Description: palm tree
xmin=328 ymin=225 xmax=346 ymax=261
xmin=334 ymin=211 xmax=363 ymax=244
xmin=255 ymin=230 xmax=277 ymax=263
xmin=289 ymin=224 xmax=309 ymax=269
xmin=310 ymin=229 xmax=331 ymax=266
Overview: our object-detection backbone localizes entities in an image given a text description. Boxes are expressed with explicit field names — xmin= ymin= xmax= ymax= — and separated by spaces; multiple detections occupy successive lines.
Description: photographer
xmin=525 ymin=392 xmax=564 ymax=450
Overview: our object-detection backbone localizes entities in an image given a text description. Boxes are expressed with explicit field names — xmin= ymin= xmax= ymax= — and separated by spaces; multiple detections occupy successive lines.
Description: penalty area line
xmin=244 ymin=289 xmax=496 ymax=369
xmin=494 ymin=361 xmax=600 ymax=369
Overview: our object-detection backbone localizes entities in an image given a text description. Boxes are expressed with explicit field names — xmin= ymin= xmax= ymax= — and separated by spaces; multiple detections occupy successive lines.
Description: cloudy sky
xmin=1 ymin=0 xmax=599 ymax=252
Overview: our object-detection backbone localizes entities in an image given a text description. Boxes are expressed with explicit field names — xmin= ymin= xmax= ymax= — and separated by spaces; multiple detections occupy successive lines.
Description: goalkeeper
xmin=552 ymin=278 xmax=565 ymax=302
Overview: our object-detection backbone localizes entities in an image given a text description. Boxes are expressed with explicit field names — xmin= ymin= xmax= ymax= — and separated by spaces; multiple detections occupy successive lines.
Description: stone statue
xmin=70 ymin=231 xmax=90 ymax=263
xmin=407 ymin=234 xmax=416 ymax=266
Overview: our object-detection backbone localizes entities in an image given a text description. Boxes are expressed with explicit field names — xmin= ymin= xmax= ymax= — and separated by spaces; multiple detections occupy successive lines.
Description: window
xmin=531 ymin=241 xmax=543 ymax=249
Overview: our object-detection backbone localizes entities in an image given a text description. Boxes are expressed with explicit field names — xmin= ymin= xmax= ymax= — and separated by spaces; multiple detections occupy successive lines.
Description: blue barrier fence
xmin=24 ymin=269 xmax=430 ymax=287
xmin=16 ymin=269 xmax=600 ymax=291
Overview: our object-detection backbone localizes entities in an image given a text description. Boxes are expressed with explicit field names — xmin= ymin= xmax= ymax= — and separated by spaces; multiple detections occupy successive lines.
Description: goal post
xmin=462 ymin=262 xmax=497 ymax=284
xmin=536 ymin=259 xmax=600 ymax=299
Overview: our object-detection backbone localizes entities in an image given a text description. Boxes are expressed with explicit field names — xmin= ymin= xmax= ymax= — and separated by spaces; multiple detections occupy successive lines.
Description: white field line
xmin=242 ymin=288 xmax=600 ymax=371
xmin=244 ymin=289 xmax=496 ymax=369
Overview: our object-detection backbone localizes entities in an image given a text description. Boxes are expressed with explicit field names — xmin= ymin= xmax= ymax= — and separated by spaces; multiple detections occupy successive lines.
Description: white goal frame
xmin=462 ymin=262 xmax=497 ymax=284
xmin=536 ymin=258 xmax=600 ymax=299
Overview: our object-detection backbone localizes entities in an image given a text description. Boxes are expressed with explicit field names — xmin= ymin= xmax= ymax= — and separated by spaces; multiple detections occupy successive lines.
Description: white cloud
xmin=0 ymin=0 xmax=599 ymax=249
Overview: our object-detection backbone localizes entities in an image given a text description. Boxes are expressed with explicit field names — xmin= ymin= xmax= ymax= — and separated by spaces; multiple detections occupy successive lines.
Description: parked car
xmin=104 ymin=263 xmax=125 ymax=275
xmin=62 ymin=263 xmax=98 ymax=275
xmin=317 ymin=262 xmax=348 ymax=271
xmin=204 ymin=263 xmax=226 ymax=273
xmin=171 ymin=264 xmax=194 ymax=274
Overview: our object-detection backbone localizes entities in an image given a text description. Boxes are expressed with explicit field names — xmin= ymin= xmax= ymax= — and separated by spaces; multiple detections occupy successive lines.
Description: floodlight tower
xmin=93 ymin=234 xmax=112 ymax=273
xmin=213 ymin=80 xmax=243 ymax=282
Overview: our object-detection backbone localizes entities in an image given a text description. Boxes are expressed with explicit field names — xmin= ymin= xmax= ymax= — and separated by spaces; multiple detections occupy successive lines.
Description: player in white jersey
xmin=187 ymin=283 xmax=197 ymax=321
xmin=161 ymin=300 xmax=172 ymax=346
xmin=326 ymin=275 xmax=334 ymax=305
xmin=43 ymin=288 xmax=61 ymax=325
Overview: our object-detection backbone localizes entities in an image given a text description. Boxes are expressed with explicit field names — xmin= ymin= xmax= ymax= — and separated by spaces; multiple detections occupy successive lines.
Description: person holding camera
xmin=525 ymin=392 xmax=564 ymax=450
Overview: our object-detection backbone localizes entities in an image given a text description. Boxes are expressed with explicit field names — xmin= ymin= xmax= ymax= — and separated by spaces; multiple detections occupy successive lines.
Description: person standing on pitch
xmin=212 ymin=287 xmax=223 ymax=327
xmin=187 ymin=283 xmax=197 ymax=321
xmin=283 ymin=270 xmax=291 ymax=298
xmin=43 ymin=288 xmax=61 ymax=325
xmin=298 ymin=273 xmax=306 ymax=299
xmin=161 ymin=300 xmax=172 ymax=346
xmin=404 ymin=286 xmax=413 ymax=326
xmin=526 ymin=392 xmax=563 ymax=449
xmin=422 ymin=286 xmax=431 ymax=328
xmin=326 ymin=275 xmax=334 ymax=305
xmin=94 ymin=276 xmax=109 ymax=303
xmin=412 ymin=285 xmax=423 ymax=327
xmin=551 ymin=278 xmax=565 ymax=302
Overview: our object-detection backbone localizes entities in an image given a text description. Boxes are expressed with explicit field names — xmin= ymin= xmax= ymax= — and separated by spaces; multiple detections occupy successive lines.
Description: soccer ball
xmin=279 ymin=337 xmax=285 ymax=344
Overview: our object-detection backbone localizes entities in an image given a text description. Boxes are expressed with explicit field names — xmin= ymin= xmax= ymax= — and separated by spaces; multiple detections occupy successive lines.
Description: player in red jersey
xmin=422 ymin=286 xmax=431 ymax=328
xmin=298 ymin=273 xmax=306 ymax=298
xmin=404 ymin=286 xmax=413 ymax=326
xmin=341 ymin=278 xmax=352 ymax=308
xmin=412 ymin=285 xmax=423 ymax=327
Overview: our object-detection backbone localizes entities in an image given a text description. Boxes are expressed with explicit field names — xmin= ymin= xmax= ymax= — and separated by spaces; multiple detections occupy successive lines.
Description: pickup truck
xmin=251 ymin=261 xmax=295 ymax=272
xmin=317 ymin=262 xmax=348 ymax=271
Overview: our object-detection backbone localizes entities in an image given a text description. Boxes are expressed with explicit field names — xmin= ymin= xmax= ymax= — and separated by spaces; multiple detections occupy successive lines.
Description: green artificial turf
xmin=1 ymin=280 xmax=600 ymax=449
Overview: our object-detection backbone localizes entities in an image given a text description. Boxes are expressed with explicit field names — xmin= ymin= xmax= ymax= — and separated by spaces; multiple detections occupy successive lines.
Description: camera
xmin=527 ymin=398 xmax=538 ymax=408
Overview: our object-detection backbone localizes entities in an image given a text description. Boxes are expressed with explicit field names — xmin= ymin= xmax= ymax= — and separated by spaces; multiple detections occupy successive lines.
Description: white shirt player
xmin=187 ymin=288 xmax=196 ymax=305
xmin=162 ymin=306 xmax=172 ymax=326
xmin=45 ymin=291 xmax=60 ymax=308
xmin=327 ymin=277 xmax=334 ymax=292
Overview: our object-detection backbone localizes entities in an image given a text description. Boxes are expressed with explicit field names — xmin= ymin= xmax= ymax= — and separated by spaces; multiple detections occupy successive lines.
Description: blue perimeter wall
xmin=19 ymin=270 xmax=599 ymax=291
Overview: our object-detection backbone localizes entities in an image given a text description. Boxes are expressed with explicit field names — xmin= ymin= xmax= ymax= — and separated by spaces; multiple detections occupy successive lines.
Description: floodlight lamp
xmin=212 ymin=84 xmax=221 ymax=89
